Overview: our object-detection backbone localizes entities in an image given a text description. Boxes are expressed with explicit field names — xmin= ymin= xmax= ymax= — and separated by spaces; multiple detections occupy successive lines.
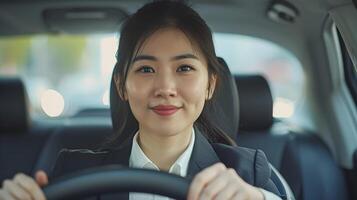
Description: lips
xmin=151 ymin=105 xmax=180 ymax=116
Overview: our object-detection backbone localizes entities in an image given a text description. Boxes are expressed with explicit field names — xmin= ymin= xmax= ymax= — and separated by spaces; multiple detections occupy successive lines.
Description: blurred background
xmin=0 ymin=33 xmax=304 ymax=122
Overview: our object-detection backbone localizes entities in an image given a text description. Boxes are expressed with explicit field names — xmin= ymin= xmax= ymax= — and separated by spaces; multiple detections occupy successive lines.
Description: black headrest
xmin=110 ymin=57 xmax=239 ymax=139
xmin=0 ymin=77 xmax=29 ymax=133
xmin=235 ymin=75 xmax=273 ymax=132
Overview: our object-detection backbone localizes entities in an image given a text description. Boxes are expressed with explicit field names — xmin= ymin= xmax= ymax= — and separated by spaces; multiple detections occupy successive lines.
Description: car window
xmin=214 ymin=33 xmax=304 ymax=120
xmin=0 ymin=34 xmax=118 ymax=118
xmin=0 ymin=33 xmax=304 ymax=120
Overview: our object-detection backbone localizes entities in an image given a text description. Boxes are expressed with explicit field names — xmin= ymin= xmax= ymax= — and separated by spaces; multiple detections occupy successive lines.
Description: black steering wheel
xmin=43 ymin=166 xmax=190 ymax=200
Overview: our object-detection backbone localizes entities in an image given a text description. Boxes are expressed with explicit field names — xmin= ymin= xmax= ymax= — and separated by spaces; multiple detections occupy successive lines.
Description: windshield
xmin=0 ymin=33 xmax=304 ymax=120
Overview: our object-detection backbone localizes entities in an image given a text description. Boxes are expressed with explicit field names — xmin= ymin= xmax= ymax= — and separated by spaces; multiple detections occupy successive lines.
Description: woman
xmin=0 ymin=1 xmax=284 ymax=199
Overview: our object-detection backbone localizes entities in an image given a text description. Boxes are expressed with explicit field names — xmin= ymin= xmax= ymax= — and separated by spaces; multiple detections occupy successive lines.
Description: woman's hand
xmin=0 ymin=170 xmax=48 ymax=200
xmin=187 ymin=163 xmax=264 ymax=200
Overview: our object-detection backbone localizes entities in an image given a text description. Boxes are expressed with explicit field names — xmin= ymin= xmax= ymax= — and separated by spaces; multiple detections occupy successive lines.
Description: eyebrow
xmin=173 ymin=54 xmax=199 ymax=60
xmin=132 ymin=53 xmax=199 ymax=62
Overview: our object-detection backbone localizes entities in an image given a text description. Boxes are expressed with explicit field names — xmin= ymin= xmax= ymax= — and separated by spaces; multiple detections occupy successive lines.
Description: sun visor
xmin=43 ymin=7 xmax=128 ymax=34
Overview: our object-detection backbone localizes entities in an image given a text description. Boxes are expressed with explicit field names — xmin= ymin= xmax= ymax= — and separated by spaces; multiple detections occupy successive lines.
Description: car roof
xmin=0 ymin=0 xmax=353 ymax=67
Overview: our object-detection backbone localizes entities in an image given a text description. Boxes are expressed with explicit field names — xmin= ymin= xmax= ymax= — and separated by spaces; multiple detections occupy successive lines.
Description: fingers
xmin=35 ymin=171 xmax=48 ymax=187
xmin=0 ymin=189 xmax=17 ymax=200
xmin=187 ymin=162 xmax=226 ymax=200
xmin=3 ymin=179 xmax=32 ymax=200
xmin=199 ymin=168 xmax=237 ymax=200
xmin=13 ymin=173 xmax=47 ymax=200
xmin=188 ymin=163 xmax=264 ymax=200
xmin=0 ymin=172 xmax=48 ymax=200
xmin=214 ymin=183 xmax=242 ymax=200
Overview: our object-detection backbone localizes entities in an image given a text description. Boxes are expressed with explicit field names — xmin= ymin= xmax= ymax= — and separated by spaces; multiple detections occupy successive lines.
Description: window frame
xmin=338 ymin=31 xmax=357 ymax=106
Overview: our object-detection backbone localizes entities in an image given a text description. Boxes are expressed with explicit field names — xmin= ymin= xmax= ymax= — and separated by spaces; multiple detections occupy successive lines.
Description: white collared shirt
xmin=128 ymin=128 xmax=281 ymax=200
xmin=129 ymin=129 xmax=195 ymax=200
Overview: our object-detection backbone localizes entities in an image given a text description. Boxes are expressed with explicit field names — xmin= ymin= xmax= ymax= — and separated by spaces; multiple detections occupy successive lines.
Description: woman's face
xmin=124 ymin=28 xmax=215 ymax=137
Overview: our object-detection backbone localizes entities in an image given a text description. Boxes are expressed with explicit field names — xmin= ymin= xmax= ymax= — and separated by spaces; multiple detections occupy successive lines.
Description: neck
xmin=137 ymin=126 xmax=193 ymax=171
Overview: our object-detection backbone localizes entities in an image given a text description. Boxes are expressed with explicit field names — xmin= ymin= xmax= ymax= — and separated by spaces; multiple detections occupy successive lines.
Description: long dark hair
xmin=108 ymin=0 xmax=236 ymax=147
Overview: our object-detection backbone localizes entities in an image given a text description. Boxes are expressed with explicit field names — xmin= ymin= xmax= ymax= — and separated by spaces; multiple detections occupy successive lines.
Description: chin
xmin=146 ymin=123 xmax=190 ymax=137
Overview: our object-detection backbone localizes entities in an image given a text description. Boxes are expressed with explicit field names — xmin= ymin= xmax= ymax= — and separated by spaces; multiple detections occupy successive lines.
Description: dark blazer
xmin=51 ymin=129 xmax=283 ymax=200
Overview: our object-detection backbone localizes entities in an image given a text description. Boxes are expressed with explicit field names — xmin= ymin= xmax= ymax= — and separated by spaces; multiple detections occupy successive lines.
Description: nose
xmin=153 ymin=71 xmax=177 ymax=98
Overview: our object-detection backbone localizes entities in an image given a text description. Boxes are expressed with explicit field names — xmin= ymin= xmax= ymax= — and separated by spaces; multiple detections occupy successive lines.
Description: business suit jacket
xmin=51 ymin=128 xmax=283 ymax=199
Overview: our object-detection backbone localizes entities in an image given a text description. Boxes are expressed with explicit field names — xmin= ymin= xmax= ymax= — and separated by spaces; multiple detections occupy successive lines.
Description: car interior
xmin=0 ymin=0 xmax=356 ymax=199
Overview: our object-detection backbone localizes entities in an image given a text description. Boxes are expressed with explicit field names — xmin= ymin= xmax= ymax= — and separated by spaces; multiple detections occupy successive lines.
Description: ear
xmin=114 ymin=75 xmax=128 ymax=101
xmin=206 ymin=75 xmax=217 ymax=100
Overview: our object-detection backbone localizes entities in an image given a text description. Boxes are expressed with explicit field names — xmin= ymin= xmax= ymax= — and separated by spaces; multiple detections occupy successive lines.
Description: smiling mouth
xmin=151 ymin=105 xmax=181 ymax=116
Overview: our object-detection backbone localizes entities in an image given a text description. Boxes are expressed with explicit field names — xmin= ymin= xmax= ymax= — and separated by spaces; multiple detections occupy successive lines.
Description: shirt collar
xmin=129 ymin=128 xmax=195 ymax=177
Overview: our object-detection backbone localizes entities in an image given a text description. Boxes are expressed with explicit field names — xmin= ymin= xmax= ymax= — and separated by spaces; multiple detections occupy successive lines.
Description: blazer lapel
xmin=99 ymin=136 xmax=133 ymax=200
xmin=99 ymin=128 xmax=221 ymax=199
xmin=186 ymin=128 xmax=221 ymax=180
xmin=103 ymin=136 xmax=133 ymax=167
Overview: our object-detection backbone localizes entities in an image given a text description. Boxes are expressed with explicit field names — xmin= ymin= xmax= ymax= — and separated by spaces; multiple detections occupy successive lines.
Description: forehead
xmin=136 ymin=27 xmax=204 ymax=59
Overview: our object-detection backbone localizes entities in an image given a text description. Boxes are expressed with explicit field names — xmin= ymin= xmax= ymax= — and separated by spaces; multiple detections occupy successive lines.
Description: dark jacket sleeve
xmin=50 ymin=149 xmax=65 ymax=180
xmin=212 ymin=144 xmax=282 ymax=197
xmin=50 ymin=148 xmax=109 ymax=181
xmin=254 ymin=149 xmax=281 ymax=195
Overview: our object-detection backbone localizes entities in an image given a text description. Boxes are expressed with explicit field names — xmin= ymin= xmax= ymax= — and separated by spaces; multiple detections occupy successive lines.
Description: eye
xmin=177 ymin=65 xmax=194 ymax=72
xmin=137 ymin=66 xmax=155 ymax=73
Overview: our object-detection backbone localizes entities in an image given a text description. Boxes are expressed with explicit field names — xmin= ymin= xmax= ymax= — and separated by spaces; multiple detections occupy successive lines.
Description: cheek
xmin=180 ymin=76 xmax=208 ymax=112
xmin=125 ymin=74 xmax=152 ymax=99
xmin=125 ymin=76 xmax=151 ymax=117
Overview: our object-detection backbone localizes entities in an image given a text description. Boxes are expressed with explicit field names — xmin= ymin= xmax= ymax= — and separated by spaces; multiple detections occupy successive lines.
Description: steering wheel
xmin=43 ymin=166 xmax=190 ymax=200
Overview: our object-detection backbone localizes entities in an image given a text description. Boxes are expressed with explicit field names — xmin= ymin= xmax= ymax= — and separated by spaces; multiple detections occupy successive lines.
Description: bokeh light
xmin=273 ymin=97 xmax=295 ymax=118
xmin=40 ymin=89 xmax=65 ymax=117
